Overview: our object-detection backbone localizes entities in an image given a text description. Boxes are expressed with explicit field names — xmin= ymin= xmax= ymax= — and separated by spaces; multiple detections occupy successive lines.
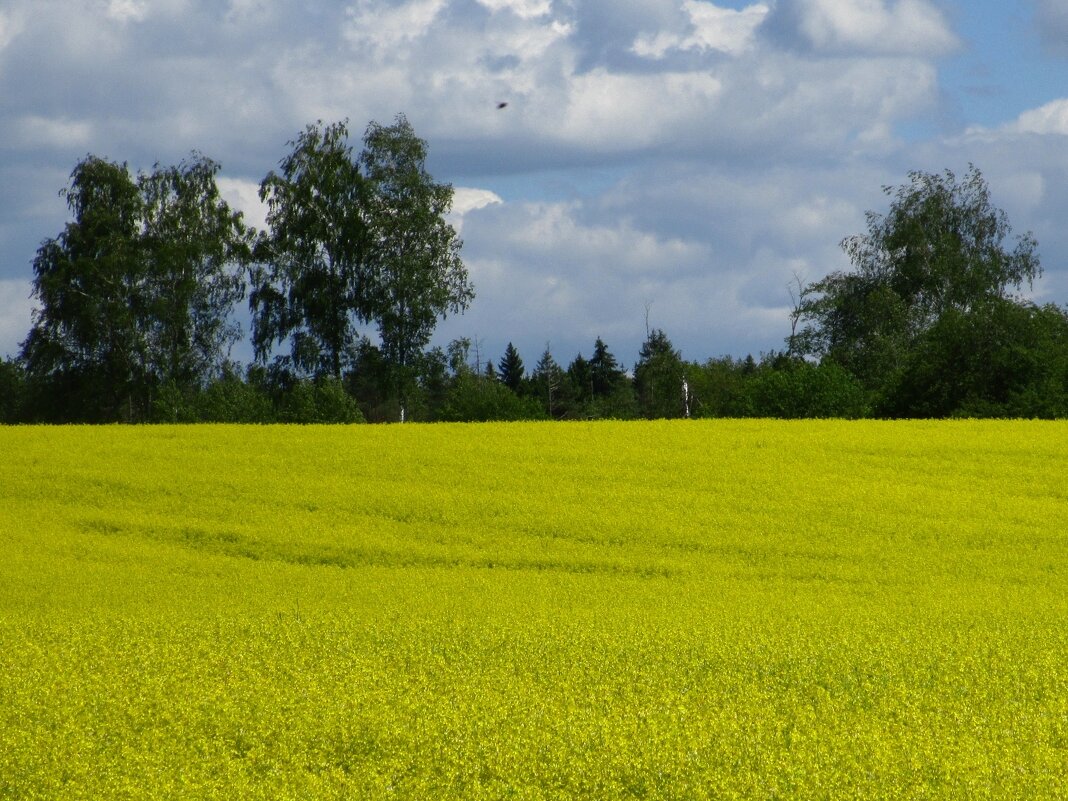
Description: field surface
xmin=1 ymin=421 xmax=1067 ymax=799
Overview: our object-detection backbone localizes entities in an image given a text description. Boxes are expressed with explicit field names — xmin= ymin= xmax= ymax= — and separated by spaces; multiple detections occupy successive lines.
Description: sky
xmin=3 ymin=0 xmax=1068 ymax=370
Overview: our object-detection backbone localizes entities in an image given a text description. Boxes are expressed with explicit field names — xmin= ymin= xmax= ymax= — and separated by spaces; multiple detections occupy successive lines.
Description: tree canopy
xmin=361 ymin=116 xmax=473 ymax=398
xmin=792 ymin=165 xmax=1041 ymax=396
xmin=250 ymin=116 xmax=472 ymax=420
xmin=498 ymin=343 xmax=525 ymax=392
xmin=252 ymin=120 xmax=369 ymax=380
xmin=21 ymin=154 xmax=249 ymax=422
xmin=6 ymin=153 xmax=1068 ymax=424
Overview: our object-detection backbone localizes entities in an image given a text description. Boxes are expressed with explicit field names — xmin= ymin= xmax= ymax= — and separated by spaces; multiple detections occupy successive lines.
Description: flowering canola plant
xmin=1 ymin=420 xmax=1067 ymax=799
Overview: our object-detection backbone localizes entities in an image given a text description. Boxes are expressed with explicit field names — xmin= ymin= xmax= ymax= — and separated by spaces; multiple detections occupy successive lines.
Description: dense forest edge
xmin=2 ymin=116 xmax=1068 ymax=424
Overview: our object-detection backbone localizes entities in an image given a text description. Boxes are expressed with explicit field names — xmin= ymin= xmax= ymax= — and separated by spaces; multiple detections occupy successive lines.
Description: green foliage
xmin=562 ymin=340 xmax=638 ymax=419
xmin=21 ymin=155 xmax=249 ymax=423
xmin=149 ymin=380 xmax=200 ymax=423
xmin=859 ymin=165 xmax=1039 ymax=318
xmin=745 ymin=358 xmax=871 ymax=419
xmin=794 ymin=165 xmax=1042 ymax=400
xmin=345 ymin=339 xmax=402 ymax=423
xmin=278 ymin=377 xmax=365 ymax=424
xmin=414 ymin=347 xmax=452 ymax=421
xmin=21 ymin=156 xmax=149 ymax=421
xmin=252 ymin=116 xmax=472 ymax=419
xmin=439 ymin=372 xmax=544 ymax=422
xmin=634 ymin=329 xmax=685 ymax=419
xmin=567 ymin=353 xmax=593 ymax=407
xmin=160 ymin=364 xmax=367 ymax=424
xmin=585 ymin=382 xmax=640 ymax=420
xmin=361 ymin=115 xmax=474 ymax=401
xmin=794 ymin=276 xmax=911 ymax=391
xmin=530 ymin=346 xmax=572 ymax=419
xmin=16 ymin=153 xmax=1068 ymax=424
xmin=589 ymin=337 xmax=627 ymax=397
xmin=689 ymin=357 xmax=755 ymax=418
xmin=138 ymin=156 xmax=250 ymax=391
xmin=0 ymin=358 xmax=27 ymax=423
xmin=882 ymin=300 xmax=1068 ymax=418
xmin=497 ymin=342 xmax=525 ymax=392
xmin=198 ymin=376 xmax=276 ymax=423
xmin=252 ymin=120 xmax=369 ymax=379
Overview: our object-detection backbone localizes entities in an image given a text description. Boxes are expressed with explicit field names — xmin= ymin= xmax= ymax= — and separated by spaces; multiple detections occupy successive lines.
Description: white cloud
xmin=501 ymin=201 xmax=708 ymax=275
xmin=763 ymin=0 xmax=957 ymax=56
xmin=963 ymin=99 xmax=1068 ymax=142
xmin=446 ymin=188 xmax=504 ymax=235
xmin=1011 ymin=98 xmax=1068 ymax=136
xmin=703 ymin=52 xmax=941 ymax=156
xmin=198 ymin=0 xmax=938 ymax=167
xmin=4 ymin=0 xmax=1068 ymax=368
xmin=217 ymin=177 xmax=269 ymax=233
xmin=0 ymin=9 xmax=24 ymax=51
xmin=406 ymin=2 xmax=938 ymax=160
xmin=344 ymin=0 xmax=449 ymax=58
xmin=684 ymin=1 xmax=769 ymax=55
xmin=553 ymin=69 xmax=723 ymax=149
xmin=633 ymin=2 xmax=769 ymax=58
xmin=996 ymin=171 xmax=1046 ymax=214
xmin=14 ymin=115 xmax=94 ymax=149
xmin=226 ymin=0 xmax=274 ymax=23
xmin=433 ymin=198 xmax=720 ymax=359
xmin=475 ymin=0 xmax=553 ymax=20
xmin=431 ymin=184 xmax=845 ymax=362
xmin=452 ymin=188 xmax=504 ymax=216
xmin=106 ymin=0 xmax=149 ymax=23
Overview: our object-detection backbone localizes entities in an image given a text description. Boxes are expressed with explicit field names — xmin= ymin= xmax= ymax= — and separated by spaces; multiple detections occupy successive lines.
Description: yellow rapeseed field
xmin=1 ymin=421 xmax=1067 ymax=799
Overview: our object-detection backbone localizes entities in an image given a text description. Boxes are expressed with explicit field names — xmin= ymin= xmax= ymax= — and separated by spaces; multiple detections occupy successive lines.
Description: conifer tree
xmin=589 ymin=337 xmax=625 ymax=396
xmin=532 ymin=346 xmax=566 ymax=418
xmin=497 ymin=342 xmax=525 ymax=392
xmin=567 ymin=353 xmax=593 ymax=404
xmin=634 ymin=328 xmax=684 ymax=418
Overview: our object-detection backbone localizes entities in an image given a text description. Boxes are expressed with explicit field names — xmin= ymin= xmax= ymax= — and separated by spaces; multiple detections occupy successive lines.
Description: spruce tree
xmin=589 ymin=337 xmax=625 ymax=396
xmin=532 ymin=346 xmax=567 ymax=418
xmin=497 ymin=342 xmax=525 ymax=392
xmin=567 ymin=354 xmax=593 ymax=405
xmin=634 ymin=329 xmax=684 ymax=419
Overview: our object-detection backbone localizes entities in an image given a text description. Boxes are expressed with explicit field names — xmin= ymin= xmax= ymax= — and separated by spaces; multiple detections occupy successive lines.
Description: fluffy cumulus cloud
xmin=344 ymin=0 xmax=450 ymax=58
xmin=434 ymin=162 xmax=883 ymax=363
xmin=942 ymin=94 xmax=1068 ymax=306
xmin=1010 ymin=99 xmax=1068 ymax=136
xmin=216 ymin=177 xmax=270 ymax=233
xmin=447 ymin=188 xmax=504 ymax=235
xmin=632 ymin=2 xmax=769 ymax=58
xmin=0 ymin=0 xmax=948 ymax=177
xmin=761 ymin=0 xmax=958 ymax=56
xmin=963 ymin=98 xmax=1068 ymax=142
xmin=435 ymin=199 xmax=723 ymax=361
xmin=476 ymin=0 xmax=553 ymax=20
xmin=2 ymin=0 xmax=1068 ymax=362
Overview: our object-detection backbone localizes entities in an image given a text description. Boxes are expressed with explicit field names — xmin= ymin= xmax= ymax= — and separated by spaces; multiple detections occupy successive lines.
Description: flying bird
xmin=497 ymin=101 xmax=508 ymax=110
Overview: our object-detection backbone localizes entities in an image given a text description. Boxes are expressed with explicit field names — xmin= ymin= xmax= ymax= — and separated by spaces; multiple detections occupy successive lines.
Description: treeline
xmin=0 ymin=328 xmax=868 ymax=423
xmin=2 ymin=146 xmax=1068 ymax=424
xmin=789 ymin=166 xmax=1068 ymax=419
xmin=2 ymin=116 xmax=472 ymax=424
